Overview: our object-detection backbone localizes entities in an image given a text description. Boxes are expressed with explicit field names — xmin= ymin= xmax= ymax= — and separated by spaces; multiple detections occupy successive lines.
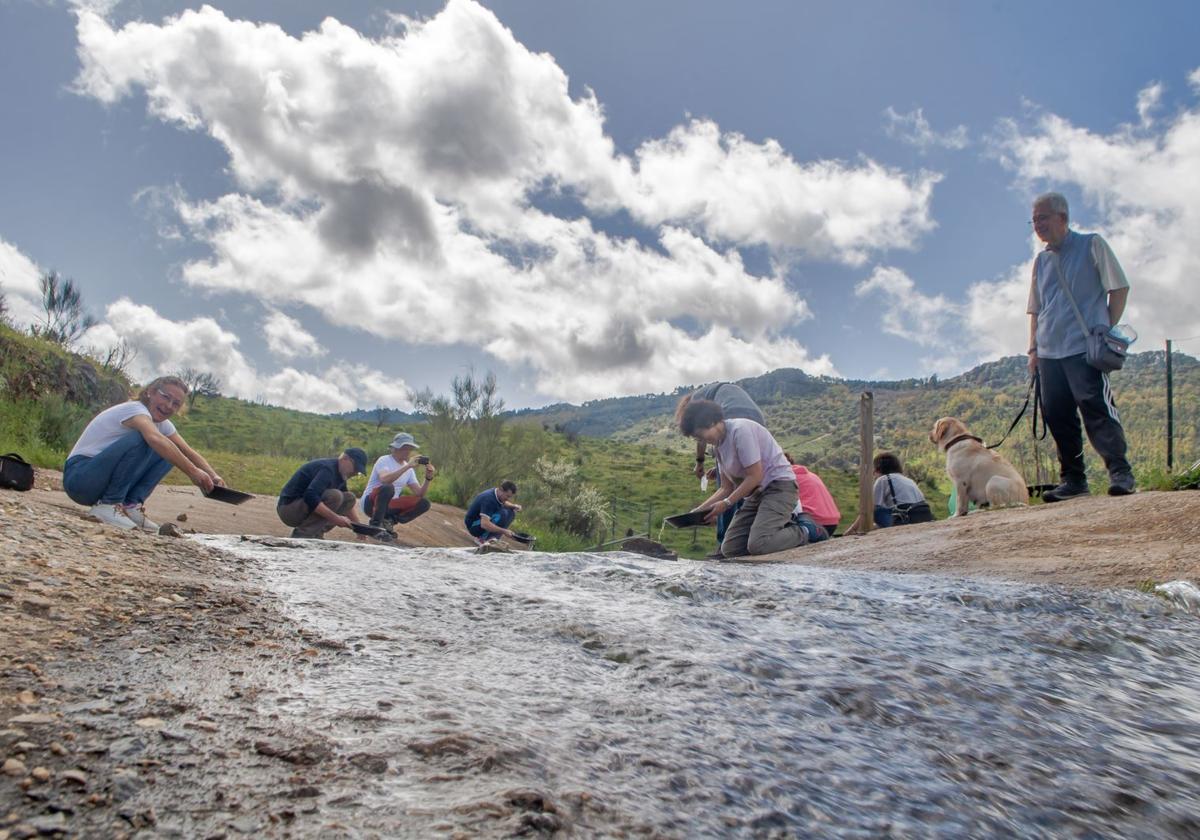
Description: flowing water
xmin=198 ymin=537 xmax=1200 ymax=837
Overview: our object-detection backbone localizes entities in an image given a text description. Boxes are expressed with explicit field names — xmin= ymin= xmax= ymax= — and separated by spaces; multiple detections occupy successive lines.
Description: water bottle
xmin=700 ymin=474 xmax=708 ymax=492
xmin=1109 ymin=323 xmax=1137 ymax=345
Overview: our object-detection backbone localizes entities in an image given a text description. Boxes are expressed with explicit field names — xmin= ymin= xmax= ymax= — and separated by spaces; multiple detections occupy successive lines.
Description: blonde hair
xmin=137 ymin=375 xmax=190 ymax=410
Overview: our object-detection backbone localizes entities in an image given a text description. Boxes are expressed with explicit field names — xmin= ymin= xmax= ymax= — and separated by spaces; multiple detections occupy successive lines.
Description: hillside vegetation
xmin=3 ymin=321 xmax=1197 ymax=558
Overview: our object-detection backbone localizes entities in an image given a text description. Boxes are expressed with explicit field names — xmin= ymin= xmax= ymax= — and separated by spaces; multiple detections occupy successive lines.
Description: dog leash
xmin=985 ymin=371 xmax=1047 ymax=450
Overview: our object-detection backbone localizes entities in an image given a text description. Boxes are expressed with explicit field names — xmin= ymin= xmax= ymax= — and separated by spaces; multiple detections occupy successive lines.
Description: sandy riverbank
xmin=3 ymin=472 xmax=1199 ymax=836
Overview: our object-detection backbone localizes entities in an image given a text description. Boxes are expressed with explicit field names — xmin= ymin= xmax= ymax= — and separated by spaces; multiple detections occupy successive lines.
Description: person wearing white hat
xmin=362 ymin=432 xmax=436 ymax=532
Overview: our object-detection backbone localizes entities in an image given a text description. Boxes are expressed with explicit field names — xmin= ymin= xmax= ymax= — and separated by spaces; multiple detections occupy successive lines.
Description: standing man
xmin=362 ymin=432 xmax=436 ymax=532
xmin=674 ymin=382 xmax=766 ymax=546
xmin=1027 ymin=191 xmax=1134 ymax=500
xmin=277 ymin=447 xmax=367 ymax=538
xmin=464 ymin=480 xmax=521 ymax=544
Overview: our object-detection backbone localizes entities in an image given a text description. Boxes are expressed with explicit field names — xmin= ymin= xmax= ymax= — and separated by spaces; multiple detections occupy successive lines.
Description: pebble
xmin=134 ymin=717 xmax=165 ymax=729
xmin=3 ymin=757 xmax=27 ymax=776
xmin=30 ymin=767 xmax=50 ymax=783
xmin=59 ymin=769 xmax=88 ymax=786
xmin=48 ymin=743 xmax=67 ymax=756
xmin=13 ymin=741 xmax=36 ymax=752
xmin=7 ymin=714 xmax=56 ymax=726
xmin=14 ymin=691 xmax=35 ymax=705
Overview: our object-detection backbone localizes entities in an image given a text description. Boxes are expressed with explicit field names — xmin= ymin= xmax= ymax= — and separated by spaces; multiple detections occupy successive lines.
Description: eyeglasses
xmin=1029 ymin=213 xmax=1059 ymax=225
xmin=155 ymin=388 xmax=184 ymax=409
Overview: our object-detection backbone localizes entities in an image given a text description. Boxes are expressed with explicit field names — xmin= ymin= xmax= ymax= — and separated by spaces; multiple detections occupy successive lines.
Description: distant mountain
xmin=331 ymin=407 xmax=425 ymax=426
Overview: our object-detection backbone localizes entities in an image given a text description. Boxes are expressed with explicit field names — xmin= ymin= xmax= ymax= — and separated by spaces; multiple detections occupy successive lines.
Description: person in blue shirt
xmin=277 ymin=448 xmax=367 ymax=539
xmin=1026 ymin=191 xmax=1133 ymax=500
xmin=464 ymin=480 xmax=521 ymax=544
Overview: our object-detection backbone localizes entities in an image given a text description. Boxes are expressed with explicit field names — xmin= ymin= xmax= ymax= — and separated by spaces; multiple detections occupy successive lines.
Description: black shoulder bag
xmin=0 ymin=453 xmax=35 ymax=491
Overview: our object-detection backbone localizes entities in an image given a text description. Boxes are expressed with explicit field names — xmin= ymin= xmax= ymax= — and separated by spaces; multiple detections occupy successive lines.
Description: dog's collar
xmin=944 ymin=433 xmax=983 ymax=449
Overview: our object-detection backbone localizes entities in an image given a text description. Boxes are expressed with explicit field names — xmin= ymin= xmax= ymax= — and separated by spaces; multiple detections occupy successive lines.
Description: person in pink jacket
xmin=784 ymin=453 xmax=842 ymax=536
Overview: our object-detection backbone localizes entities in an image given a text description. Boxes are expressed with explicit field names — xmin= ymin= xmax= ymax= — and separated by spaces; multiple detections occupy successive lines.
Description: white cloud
xmin=983 ymin=68 xmax=1200 ymax=357
xmin=0 ymin=238 xmax=45 ymax=329
xmin=883 ymin=107 xmax=970 ymax=152
xmin=854 ymin=265 xmax=968 ymax=376
xmin=82 ymin=299 xmax=411 ymax=413
xmin=1136 ymin=82 xmax=1164 ymax=127
xmin=70 ymin=0 xmax=941 ymax=402
xmin=261 ymin=310 xmax=326 ymax=360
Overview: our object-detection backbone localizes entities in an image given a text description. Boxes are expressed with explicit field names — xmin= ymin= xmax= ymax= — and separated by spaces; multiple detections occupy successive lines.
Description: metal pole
xmin=1166 ymin=339 xmax=1174 ymax=470
xmin=855 ymin=391 xmax=874 ymax=535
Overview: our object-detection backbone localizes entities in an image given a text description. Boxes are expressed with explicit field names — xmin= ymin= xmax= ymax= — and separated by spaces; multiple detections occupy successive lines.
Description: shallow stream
xmin=198 ymin=537 xmax=1200 ymax=837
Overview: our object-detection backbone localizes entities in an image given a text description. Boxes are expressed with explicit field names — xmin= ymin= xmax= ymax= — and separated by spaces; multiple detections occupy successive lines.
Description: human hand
xmin=338 ymin=515 xmax=354 ymax=529
xmin=211 ymin=473 xmax=226 ymax=488
xmin=1026 ymin=350 xmax=1038 ymax=375
xmin=693 ymin=461 xmax=706 ymax=478
xmin=193 ymin=471 xmax=215 ymax=494
xmin=425 ymin=465 xmax=436 ymax=480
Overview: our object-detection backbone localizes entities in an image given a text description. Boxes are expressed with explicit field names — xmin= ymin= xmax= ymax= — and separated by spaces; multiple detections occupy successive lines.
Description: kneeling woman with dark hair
xmin=63 ymin=376 xmax=224 ymax=531
xmin=679 ymin=399 xmax=825 ymax=558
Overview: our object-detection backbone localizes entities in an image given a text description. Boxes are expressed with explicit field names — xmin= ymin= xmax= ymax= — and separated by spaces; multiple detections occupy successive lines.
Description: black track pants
xmin=1037 ymin=354 xmax=1131 ymax=484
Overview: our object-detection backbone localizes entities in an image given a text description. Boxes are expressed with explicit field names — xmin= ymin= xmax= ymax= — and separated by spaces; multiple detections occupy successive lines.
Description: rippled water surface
xmin=199 ymin=537 xmax=1200 ymax=837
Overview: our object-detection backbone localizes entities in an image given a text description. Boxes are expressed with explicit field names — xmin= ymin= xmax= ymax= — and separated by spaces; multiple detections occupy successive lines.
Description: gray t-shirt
xmin=715 ymin=418 xmax=794 ymax=489
xmin=1027 ymin=230 xmax=1128 ymax=359
xmin=693 ymin=382 xmax=765 ymax=426
xmin=873 ymin=473 xmax=925 ymax=507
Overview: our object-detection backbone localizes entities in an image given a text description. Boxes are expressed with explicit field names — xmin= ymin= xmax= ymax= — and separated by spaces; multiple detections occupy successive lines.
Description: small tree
xmin=413 ymin=369 xmax=513 ymax=507
xmin=373 ymin=405 xmax=389 ymax=430
xmin=522 ymin=457 xmax=613 ymax=539
xmin=31 ymin=271 xmax=96 ymax=346
xmin=176 ymin=367 xmax=223 ymax=407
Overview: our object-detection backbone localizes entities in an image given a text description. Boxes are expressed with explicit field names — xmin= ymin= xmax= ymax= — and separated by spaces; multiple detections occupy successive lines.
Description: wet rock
xmin=347 ymin=753 xmax=389 ymax=774
xmin=285 ymin=785 xmax=321 ymax=799
xmin=254 ymin=740 xmax=332 ymax=766
xmin=110 ymin=768 xmax=144 ymax=801
xmin=58 ymin=769 xmax=87 ymax=786
xmin=3 ymin=757 xmax=27 ymax=776
xmin=107 ymin=736 xmax=145 ymax=759
xmin=620 ymin=537 xmax=678 ymax=561
xmin=8 ymin=714 xmax=56 ymax=726
xmin=158 ymin=523 xmax=184 ymax=538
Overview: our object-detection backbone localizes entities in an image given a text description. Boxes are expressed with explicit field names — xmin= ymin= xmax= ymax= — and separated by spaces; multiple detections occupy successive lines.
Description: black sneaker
xmin=1042 ymin=482 xmax=1090 ymax=503
xmin=1107 ymin=473 xmax=1136 ymax=496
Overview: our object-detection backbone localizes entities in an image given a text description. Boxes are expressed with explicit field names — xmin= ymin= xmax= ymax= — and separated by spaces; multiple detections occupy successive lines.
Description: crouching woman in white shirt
xmin=63 ymin=376 xmax=223 ymax=531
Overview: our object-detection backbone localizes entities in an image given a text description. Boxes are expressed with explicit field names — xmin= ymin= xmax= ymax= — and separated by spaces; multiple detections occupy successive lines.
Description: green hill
xmin=3 ymin=319 xmax=1197 ymax=558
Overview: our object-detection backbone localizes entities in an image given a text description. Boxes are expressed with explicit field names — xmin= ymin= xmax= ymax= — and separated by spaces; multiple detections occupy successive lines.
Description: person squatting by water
xmin=361 ymin=432 xmax=435 ymax=534
xmin=674 ymin=382 xmax=766 ymax=548
xmin=63 ymin=375 xmax=224 ymax=531
xmin=277 ymin=448 xmax=368 ymax=539
xmin=1027 ymin=191 xmax=1134 ymax=501
xmin=679 ymin=399 xmax=826 ymax=558
xmin=464 ymin=480 xmax=522 ymax=545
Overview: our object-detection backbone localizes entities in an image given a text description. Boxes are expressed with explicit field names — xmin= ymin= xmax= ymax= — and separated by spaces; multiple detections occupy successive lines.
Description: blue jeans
xmin=63 ymin=433 xmax=172 ymax=507
xmin=467 ymin=508 xmax=515 ymax=541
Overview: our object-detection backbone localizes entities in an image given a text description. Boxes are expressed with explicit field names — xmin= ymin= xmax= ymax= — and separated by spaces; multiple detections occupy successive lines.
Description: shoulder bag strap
xmin=885 ymin=474 xmax=899 ymax=507
xmin=1049 ymin=251 xmax=1091 ymax=339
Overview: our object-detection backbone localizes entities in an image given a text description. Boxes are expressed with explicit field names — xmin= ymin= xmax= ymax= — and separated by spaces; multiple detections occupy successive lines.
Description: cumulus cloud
xmin=83 ymin=299 xmax=411 ymax=413
xmin=1136 ymin=82 xmax=1164 ymax=127
xmin=883 ymin=107 xmax=970 ymax=152
xmin=982 ymin=69 xmax=1200 ymax=357
xmin=71 ymin=0 xmax=942 ymax=402
xmin=854 ymin=265 xmax=969 ymax=376
xmin=0 ymin=238 xmax=45 ymax=330
xmin=262 ymin=310 xmax=326 ymax=360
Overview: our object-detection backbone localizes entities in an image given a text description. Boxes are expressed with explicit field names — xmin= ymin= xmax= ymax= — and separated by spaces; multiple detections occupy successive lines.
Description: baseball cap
xmin=344 ymin=447 xmax=368 ymax=475
xmin=390 ymin=432 xmax=419 ymax=450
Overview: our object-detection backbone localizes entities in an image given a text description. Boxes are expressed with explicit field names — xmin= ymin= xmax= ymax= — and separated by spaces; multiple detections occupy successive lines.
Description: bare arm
xmin=1027 ymin=313 xmax=1039 ymax=375
xmin=167 ymin=432 xmax=224 ymax=487
xmin=1107 ymin=287 xmax=1128 ymax=326
xmin=124 ymin=415 xmax=215 ymax=493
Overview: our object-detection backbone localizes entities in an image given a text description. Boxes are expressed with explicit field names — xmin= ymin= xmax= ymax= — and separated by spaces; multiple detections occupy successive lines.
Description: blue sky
xmin=2 ymin=0 xmax=1198 ymax=411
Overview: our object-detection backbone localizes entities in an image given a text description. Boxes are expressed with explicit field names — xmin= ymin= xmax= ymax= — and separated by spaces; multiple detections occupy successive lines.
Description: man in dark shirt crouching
xmin=277 ymin=447 xmax=367 ymax=539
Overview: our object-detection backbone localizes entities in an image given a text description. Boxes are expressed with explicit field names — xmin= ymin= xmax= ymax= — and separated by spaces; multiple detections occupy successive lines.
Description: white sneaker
xmin=89 ymin=503 xmax=137 ymax=530
xmin=123 ymin=505 xmax=160 ymax=533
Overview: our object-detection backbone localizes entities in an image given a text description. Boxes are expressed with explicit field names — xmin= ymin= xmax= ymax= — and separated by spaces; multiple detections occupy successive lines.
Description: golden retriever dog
xmin=930 ymin=417 xmax=1029 ymax=516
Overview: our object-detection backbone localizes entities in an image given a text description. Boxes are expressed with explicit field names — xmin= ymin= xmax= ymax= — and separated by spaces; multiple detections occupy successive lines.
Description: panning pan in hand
xmin=202 ymin=485 xmax=254 ymax=505
xmin=664 ymin=510 xmax=711 ymax=528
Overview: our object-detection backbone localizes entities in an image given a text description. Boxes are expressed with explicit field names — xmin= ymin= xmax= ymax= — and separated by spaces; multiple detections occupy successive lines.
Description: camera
xmin=417 ymin=455 xmax=430 ymax=465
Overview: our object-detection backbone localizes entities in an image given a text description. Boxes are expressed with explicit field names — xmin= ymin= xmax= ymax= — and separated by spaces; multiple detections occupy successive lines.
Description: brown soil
xmin=3 ymin=468 xmax=1198 ymax=837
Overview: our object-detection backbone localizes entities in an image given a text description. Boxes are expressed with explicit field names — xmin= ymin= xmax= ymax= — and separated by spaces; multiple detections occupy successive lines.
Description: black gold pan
xmin=664 ymin=510 xmax=711 ymax=528
xmin=202 ymin=485 xmax=254 ymax=505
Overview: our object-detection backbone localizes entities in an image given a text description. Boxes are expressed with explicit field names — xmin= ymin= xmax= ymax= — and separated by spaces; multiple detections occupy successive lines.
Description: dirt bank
xmin=4 ymin=470 xmax=1199 ymax=837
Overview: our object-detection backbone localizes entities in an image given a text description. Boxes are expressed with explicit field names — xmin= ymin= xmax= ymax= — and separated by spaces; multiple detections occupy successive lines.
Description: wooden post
xmin=854 ymin=391 xmax=874 ymax=535
xmin=1166 ymin=339 xmax=1174 ymax=471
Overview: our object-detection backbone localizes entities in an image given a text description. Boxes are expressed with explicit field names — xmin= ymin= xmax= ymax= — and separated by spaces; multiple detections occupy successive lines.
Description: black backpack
xmin=0 ymin=453 xmax=35 ymax=491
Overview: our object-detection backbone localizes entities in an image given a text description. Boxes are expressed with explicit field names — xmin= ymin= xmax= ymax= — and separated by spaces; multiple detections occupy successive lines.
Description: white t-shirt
xmin=68 ymin=401 xmax=177 ymax=459
xmin=360 ymin=453 xmax=422 ymax=513
xmin=714 ymin=418 xmax=795 ymax=489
